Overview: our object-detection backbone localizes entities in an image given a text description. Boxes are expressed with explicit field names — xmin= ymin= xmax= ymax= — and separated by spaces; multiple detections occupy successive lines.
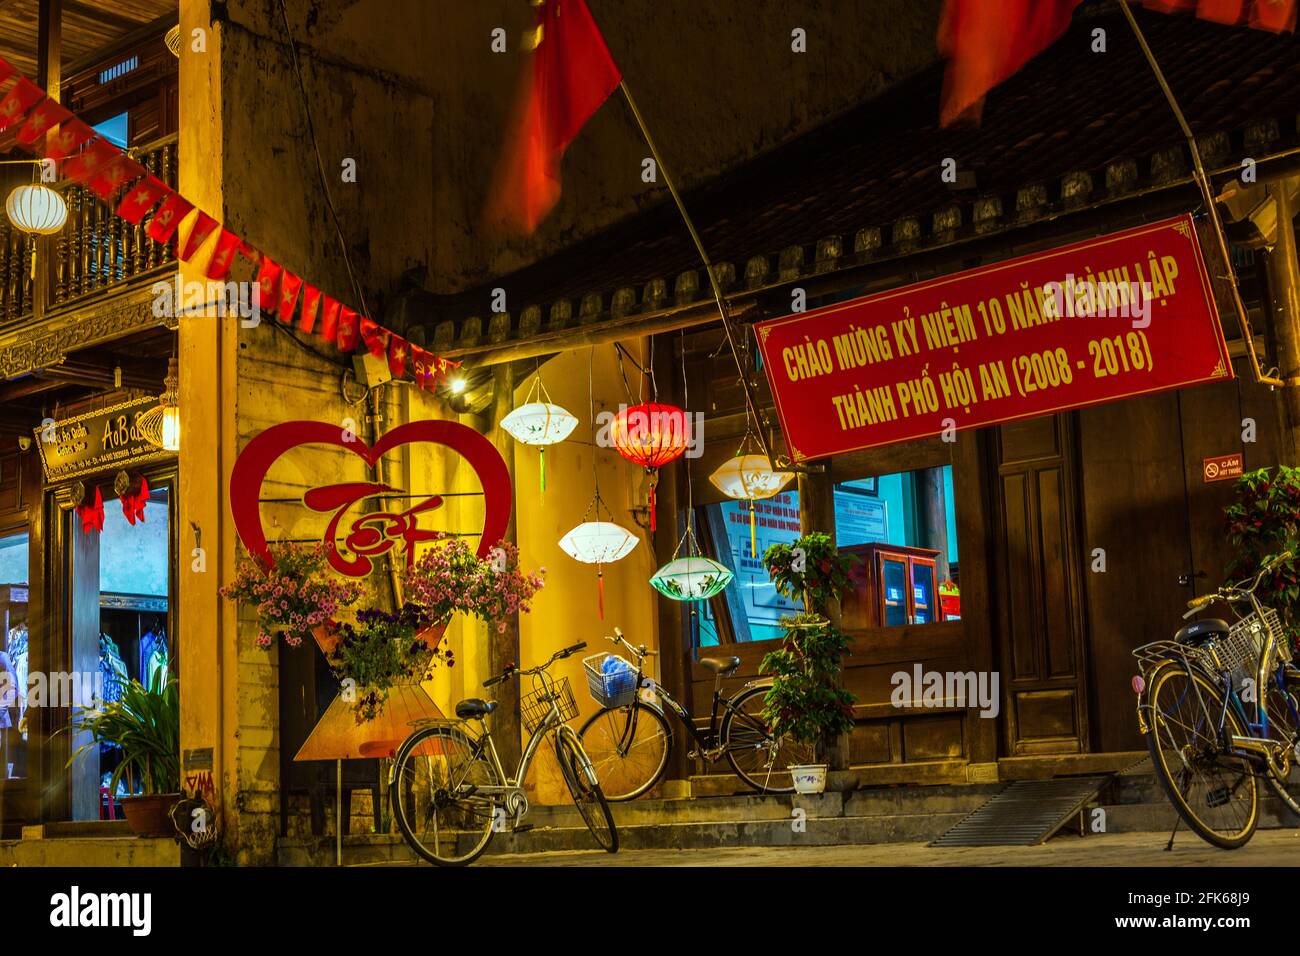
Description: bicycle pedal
xmin=511 ymin=823 xmax=535 ymax=834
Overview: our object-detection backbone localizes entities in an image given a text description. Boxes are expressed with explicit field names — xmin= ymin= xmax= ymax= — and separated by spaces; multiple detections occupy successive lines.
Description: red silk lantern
xmin=610 ymin=402 xmax=690 ymax=531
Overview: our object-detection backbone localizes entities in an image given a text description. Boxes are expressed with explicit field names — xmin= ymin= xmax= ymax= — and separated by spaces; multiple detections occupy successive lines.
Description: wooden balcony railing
xmin=0 ymin=133 xmax=178 ymax=327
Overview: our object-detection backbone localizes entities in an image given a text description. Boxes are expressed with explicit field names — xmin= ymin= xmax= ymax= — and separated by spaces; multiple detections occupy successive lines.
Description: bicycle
xmin=390 ymin=641 xmax=618 ymax=866
xmin=576 ymin=627 xmax=814 ymax=800
xmin=1133 ymin=550 xmax=1300 ymax=849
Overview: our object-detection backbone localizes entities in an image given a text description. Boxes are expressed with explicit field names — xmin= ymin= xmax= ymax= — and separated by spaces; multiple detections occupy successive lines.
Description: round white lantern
xmin=5 ymin=184 xmax=67 ymax=236
xmin=559 ymin=521 xmax=638 ymax=564
xmin=501 ymin=402 xmax=578 ymax=446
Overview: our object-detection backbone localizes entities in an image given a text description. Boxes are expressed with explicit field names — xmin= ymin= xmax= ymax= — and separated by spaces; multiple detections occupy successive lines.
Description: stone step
xmin=1097 ymin=797 xmax=1300 ymax=833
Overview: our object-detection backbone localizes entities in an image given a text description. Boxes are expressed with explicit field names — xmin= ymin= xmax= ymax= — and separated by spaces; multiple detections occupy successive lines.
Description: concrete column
xmin=916 ymin=466 xmax=950 ymax=583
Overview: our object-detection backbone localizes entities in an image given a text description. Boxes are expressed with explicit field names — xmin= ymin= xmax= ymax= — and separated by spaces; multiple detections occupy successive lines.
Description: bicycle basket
xmin=1212 ymin=609 xmax=1291 ymax=688
xmin=519 ymin=676 xmax=578 ymax=734
xmin=582 ymin=652 xmax=639 ymax=708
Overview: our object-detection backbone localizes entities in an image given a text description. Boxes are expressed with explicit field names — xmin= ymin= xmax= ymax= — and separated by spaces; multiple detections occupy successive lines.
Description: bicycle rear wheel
xmin=720 ymin=684 xmax=815 ymax=794
xmin=1143 ymin=662 xmax=1259 ymax=849
xmin=391 ymin=725 xmax=500 ymax=866
xmin=556 ymin=729 xmax=618 ymax=853
xmin=577 ymin=702 xmax=672 ymax=801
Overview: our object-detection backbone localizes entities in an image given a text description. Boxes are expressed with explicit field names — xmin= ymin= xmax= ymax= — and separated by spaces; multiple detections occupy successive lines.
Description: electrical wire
xmin=276 ymin=0 xmax=372 ymax=321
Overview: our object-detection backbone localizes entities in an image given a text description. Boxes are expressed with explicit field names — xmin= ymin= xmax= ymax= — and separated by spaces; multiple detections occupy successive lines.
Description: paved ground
xmin=474 ymin=828 xmax=1300 ymax=866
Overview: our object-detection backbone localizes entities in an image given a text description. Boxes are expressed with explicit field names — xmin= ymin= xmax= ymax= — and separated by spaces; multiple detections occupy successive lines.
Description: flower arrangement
xmin=401 ymin=538 xmax=545 ymax=634
xmin=220 ymin=542 xmax=364 ymax=648
xmin=326 ymin=603 xmax=454 ymax=722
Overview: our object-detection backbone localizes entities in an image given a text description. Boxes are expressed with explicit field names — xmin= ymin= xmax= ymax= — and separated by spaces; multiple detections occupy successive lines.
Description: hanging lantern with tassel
xmin=610 ymin=401 xmax=690 ymax=532
xmin=559 ymin=491 xmax=638 ymax=619
xmin=500 ymin=374 xmax=578 ymax=496
xmin=649 ymin=523 xmax=734 ymax=602
xmin=709 ymin=432 xmax=794 ymax=561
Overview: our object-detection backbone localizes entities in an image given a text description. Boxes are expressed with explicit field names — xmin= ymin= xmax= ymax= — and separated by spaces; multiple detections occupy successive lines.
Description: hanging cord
xmin=276 ymin=0 xmax=371 ymax=321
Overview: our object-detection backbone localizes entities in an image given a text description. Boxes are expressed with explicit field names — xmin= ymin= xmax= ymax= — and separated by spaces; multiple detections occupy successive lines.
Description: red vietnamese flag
xmin=178 ymin=209 xmax=219 ymax=260
xmin=255 ymin=257 xmax=283 ymax=316
xmin=0 ymin=78 xmax=45 ymax=132
xmin=0 ymin=57 xmax=14 ymax=85
xmin=277 ymin=271 xmax=303 ymax=324
xmin=64 ymin=138 xmax=119 ymax=186
xmin=115 ymin=175 xmax=170 ymax=225
xmin=484 ymin=0 xmax=622 ymax=234
xmin=388 ymin=334 xmax=409 ymax=379
xmin=337 ymin=307 xmax=360 ymax=351
xmin=359 ymin=316 xmax=388 ymax=357
xmin=938 ymin=0 xmax=1083 ymax=126
xmin=409 ymin=346 xmax=429 ymax=391
xmin=318 ymin=295 xmax=341 ymax=344
xmin=298 ymin=285 xmax=322 ymax=334
xmin=14 ymin=98 xmax=70 ymax=148
xmin=45 ymin=119 xmax=95 ymax=161
xmin=86 ymin=154 xmax=146 ymax=202
xmin=205 ymin=229 xmax=242 ymax=281
xmin=1143 ymin=0 xmax=1297 ymax=30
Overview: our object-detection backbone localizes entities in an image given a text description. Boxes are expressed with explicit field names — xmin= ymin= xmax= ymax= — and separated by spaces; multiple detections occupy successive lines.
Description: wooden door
xmin=993 ymin=415 xmax=1089 ymax=755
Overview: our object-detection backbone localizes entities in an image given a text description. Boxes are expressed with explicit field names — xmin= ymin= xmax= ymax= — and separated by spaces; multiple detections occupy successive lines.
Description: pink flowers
xmin=221 ymin=542 xmax=364 ymax=649
xmin=401 ymin=539 xmax=545 ymax=632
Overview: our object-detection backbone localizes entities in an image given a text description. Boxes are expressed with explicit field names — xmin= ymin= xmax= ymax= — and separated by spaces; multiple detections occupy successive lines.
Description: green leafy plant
xmin=68 ymin=673 xmax=180 ymax=796
xmin=763 ymin=531 xmax=854 ymax=613
xmin=1225 ymin=465 xmax=1300 ymax=650
xmin=326 ymin=603 xmax=452 ymax=723
xmin=759 ymin=533 xmax=857 ymax=763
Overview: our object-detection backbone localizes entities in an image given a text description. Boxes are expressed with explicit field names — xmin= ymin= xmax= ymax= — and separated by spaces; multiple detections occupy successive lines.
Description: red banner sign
xmin=756 ymin=215 xmax=1232 ymax=462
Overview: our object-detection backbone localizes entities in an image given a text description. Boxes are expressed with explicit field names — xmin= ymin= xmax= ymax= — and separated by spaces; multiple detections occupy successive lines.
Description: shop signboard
xmin=756 ymin=214 xmax=1231 ymax=462
xmin=33 ymin=395 xmax=169 ymax=482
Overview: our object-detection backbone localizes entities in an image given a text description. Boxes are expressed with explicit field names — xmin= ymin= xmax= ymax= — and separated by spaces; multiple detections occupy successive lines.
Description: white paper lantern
xmin=559 ymin=521 xmax=638 ymax=564
xmin=501 ymin=402 xmax=578 ymax=446
xmin=5 ymin=184 xmax=67 ymax=236
xmin=709 ymin=453 xmax=794 ymax=501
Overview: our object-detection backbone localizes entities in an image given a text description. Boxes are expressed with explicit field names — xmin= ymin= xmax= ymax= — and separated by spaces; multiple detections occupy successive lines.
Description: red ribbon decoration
xmin=121 ymin=476 xmax=149 ymax=526
xmin=76 ymin=487 xmax=104 ymax=534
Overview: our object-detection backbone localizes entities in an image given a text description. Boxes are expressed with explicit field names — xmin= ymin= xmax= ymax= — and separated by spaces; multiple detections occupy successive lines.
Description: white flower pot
xmin=790 ymin=764 xmax=828 ymax=794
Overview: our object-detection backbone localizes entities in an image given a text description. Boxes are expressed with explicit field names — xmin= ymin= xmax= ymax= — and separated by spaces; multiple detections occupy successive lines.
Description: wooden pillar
xmin=68 ymin=506 xmax=98 ymax=821
xmin=916 ymin=466 xmax=951 ymax=583
xmin=34 ymin=0 xmax=61 ymax=321
xmin=652 ymin=339 xmax=690 ymax=782
xmin=797 ymin=466 xmax=850 ymax=771
xmin=490 ymin=363 xmax=522 ymax=772
xmin=1264 ymin=176 xmax=1300 ymax=465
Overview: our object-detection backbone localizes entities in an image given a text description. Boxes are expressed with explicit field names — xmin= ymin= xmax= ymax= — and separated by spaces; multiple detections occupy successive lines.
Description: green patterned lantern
xmin=650 ymin=554 xmax=734 ymax=602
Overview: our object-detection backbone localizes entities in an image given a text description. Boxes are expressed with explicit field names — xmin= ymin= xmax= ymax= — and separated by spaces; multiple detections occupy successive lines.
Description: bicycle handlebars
xmin=606 ymin=626 xmax=655 ymax=660
xmin=1184 ymin=550 xmax=1293 ymax=618
xmin=482 ymin=641 xmax=588 ymax=689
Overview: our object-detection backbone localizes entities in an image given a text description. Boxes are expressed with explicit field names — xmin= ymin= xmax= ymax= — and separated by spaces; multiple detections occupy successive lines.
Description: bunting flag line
xmin=1143 ymin=0 xmax=1297 ymax=31
xmin=0 ymin=56 xmax=459 ymax=395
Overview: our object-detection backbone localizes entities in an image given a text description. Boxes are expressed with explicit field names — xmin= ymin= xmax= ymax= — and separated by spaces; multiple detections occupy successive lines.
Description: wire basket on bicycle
xmin=519 ymin=675 xmax=578 ymax=734
xmin=582 ymin=651 xmax=638 ymax=708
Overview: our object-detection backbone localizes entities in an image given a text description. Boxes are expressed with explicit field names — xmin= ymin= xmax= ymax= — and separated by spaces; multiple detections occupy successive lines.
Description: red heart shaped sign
xmin=230 ymin=419 xmax=512 ymax=571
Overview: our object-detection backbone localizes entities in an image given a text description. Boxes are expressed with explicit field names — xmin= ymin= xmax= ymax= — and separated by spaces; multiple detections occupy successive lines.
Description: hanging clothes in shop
xmin=99 ymin=634 xmax=128 ymax=705
xmin=140 ymin=627 xmax=168 ymax=689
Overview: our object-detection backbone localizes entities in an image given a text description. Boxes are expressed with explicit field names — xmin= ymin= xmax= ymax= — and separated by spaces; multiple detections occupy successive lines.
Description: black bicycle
xmin=576 ymin=628 xmax=813 ymax=800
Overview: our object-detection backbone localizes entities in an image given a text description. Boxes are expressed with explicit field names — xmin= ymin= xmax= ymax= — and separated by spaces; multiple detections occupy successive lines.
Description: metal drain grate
xmin=931 ymin=776 xmax=1111 ymax=847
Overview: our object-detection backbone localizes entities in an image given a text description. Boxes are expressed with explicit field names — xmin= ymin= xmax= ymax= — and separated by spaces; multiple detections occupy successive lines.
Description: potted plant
xmin=68 ymin=674 xmax=180 ymax=837
xmin=1225 ymin=465 xmax=1300 ymax=653
xmin=325 ymin=539 xmax=545 ymax=722
xmin=220 ymin=541 xmax=364 ymax=649
xmin=760 ymin=532 xmax=857 ymax=794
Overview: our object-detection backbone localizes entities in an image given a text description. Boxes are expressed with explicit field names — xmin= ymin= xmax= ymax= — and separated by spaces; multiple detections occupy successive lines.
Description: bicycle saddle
xmin=699 ymin=656 xmax=741 ymax=676
xmin=455 ymin=698 xmax=498 ymax=719
xmin=1175 ymin=618 xmax=1229 ymax=645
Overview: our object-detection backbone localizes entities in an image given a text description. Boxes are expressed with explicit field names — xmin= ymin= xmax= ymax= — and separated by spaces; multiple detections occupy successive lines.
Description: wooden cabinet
xmin=840 ymin=543 xmax=944 ymax=629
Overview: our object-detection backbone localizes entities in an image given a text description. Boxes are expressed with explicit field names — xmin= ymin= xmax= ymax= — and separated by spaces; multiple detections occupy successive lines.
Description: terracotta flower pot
xmin=121 ymin=793 xmax=181 ymax=838
xmin=415 ymin=617 xmax=450 ymax=650
xmin=312 ymin=622 xmax=341 ymax=656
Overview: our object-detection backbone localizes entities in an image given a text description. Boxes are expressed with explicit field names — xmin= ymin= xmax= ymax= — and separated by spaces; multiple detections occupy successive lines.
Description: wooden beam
xmin=62 ymin=0 xmax=145 ymax=34
xmin=37 ymin=0 xmax=61 ymax=100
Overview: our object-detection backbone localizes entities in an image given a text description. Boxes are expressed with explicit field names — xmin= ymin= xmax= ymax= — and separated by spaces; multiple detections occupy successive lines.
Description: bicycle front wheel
xmin=578 ymin=702 xmax=672 ymax=801
xmin=1263 ymin=666 xmax=1300 ymax=817
xmin=1143 ymin=662 xmax=1259 ymax=849
xmin=556 ymin=729 xmax=618 ymax=853
xmin=720 ymin=684 xmax=815 ymax=794
xmin=391 ymin=725 xmax=500 ymax=866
